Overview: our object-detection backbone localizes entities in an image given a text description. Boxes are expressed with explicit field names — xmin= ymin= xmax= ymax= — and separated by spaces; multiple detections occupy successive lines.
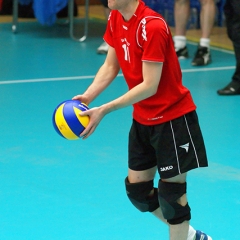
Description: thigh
xmin=162 ymin=172 xmax=187 ymax=183
xmin=153 ymin=111 xmax=208 ymax=179
xmin=128 ymin=120 xmax=157 ymax=171
xmin=128 ymin=166 xmax=157 ymax=183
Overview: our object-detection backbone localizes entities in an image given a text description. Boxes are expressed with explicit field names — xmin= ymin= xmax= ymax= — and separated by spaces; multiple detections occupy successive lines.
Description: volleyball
xmin=52 ymin=100 xmax=90 ymax=140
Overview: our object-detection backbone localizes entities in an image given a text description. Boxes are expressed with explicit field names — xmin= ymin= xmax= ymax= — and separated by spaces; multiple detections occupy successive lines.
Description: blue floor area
xmin=0 ymin=20 xmax=240 ymax=240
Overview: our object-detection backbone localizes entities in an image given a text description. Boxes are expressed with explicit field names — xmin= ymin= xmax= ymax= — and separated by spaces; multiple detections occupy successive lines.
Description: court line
xmin=0 ymin=66 xmax=235 ymax=85
xmin=0 ymin=75 xmax=100 ymax=85
xmin=182 ymin=66 xmax=235 ymax=73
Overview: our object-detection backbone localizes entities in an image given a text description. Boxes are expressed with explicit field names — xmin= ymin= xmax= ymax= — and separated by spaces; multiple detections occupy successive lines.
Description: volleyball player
xmin=73 ymin=1 xmax=212 ymax=239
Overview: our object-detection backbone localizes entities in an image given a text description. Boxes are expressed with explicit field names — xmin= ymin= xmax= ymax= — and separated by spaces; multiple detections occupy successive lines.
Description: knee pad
xmin=158 ymin=180 xmax=191 ymax=225
xmin=125 ymin=177 xmax=159 ymax=212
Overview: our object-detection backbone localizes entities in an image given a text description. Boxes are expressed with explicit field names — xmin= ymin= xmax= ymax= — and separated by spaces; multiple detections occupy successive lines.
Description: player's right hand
xmin=72 ymin=94 xmax=90 ymax=106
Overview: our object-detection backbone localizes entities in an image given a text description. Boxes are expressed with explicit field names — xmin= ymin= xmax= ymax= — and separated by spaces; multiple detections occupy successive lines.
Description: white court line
xmin=0 ymin=74 xmax=122 ymax=85
xmin=0 ymin=66 xmax=235 ymax=85
xmin=182 ymin=66 xmax=235 ymax=73
xmin=0 ymin=75 xmax=96 ymax=85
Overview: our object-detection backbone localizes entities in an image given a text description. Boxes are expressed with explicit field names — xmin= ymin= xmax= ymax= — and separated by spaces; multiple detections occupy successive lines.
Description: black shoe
xmin=217 ymin=81 xmax=240 ymax=95
xmin=176 ymin=46 xmax=189 ymax=59
xmin=192 ymin=45 xmax=211 ymax=66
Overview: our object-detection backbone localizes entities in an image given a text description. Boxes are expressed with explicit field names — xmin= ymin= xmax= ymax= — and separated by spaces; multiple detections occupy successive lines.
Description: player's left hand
xmin=79 ymin=106 xmax=105 ymax=139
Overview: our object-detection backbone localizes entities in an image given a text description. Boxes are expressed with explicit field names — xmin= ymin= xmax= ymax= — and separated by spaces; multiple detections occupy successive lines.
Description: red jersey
xmin=103 ymin=1 xmax=196 ymax=125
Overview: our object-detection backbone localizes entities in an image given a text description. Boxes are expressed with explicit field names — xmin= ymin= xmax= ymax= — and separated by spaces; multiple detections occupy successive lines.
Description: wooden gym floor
xmin=0 ymin=4 xmax=233 ymax=50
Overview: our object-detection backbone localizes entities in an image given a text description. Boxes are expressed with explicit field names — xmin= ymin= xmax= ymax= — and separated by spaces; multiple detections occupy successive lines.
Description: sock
xmin=173 ymin=36 xmax=187 ymax=51
xmin=187 ymin=225 xmax=196 ymax=240
xmin=199 ymin=38 xmax=210 ymax=48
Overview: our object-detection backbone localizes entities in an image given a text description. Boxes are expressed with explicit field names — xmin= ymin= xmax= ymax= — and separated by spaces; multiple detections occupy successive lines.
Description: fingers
xmin=80 ymin=125 xmax=95 ymax=139
xmin=78 ymin=106 xmax=103 ymax=140
xmin=80 ymin=111 xmax=100 ymax=139
xmin=79 ymin=109 xmax=89 ymax=116
xmin=72 ymin=95 xmax=81 ymax=100
xmin=72 ymin=95 xmax=89 ymax=107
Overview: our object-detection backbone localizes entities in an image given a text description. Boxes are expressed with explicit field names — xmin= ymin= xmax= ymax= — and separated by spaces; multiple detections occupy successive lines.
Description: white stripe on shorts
xmin=184 ymin=115 xmax=200 ymax=167
xmin=170 ymin=121 xmax=181 ymax=174
xmin=170 ymin=115 xmax=200 ymax=175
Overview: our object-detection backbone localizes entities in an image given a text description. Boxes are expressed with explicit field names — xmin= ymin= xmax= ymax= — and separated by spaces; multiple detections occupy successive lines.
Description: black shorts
xmin=128 ymin=111 xmax=208 ymax=179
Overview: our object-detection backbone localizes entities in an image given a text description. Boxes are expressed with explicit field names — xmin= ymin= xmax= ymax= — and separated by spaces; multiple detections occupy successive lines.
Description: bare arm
xmin=102 ymin=61 xmax=163 ymax=112
xmin=73 ymin=46 xmax=120 ymax=105
xmin=80 ymin=60 xmax=163 ymax=139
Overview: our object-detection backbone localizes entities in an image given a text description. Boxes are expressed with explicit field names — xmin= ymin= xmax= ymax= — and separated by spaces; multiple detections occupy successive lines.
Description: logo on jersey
xmin=147 ymin=116 xmax=163 ymax=121
xmin=140 ymin=18 xmax=147 ymax=41
xmin=121 ymin=38 xmax=131 ymax=62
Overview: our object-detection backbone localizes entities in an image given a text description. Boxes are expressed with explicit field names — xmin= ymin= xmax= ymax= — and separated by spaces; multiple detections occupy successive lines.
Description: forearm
xmin=100 ymin=80 xmax=157 ymax=115
xmin=101 ymin=61 xmax=163 ymax=115
xmin=83 ymin=63 xmax=120 ymax=104
xmin=78 ymin=60 xmax=162 ymax=140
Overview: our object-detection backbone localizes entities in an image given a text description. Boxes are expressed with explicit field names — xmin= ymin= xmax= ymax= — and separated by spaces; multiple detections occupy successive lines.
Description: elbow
xmin=148 ymin=85 xmax=158 ymax=97
xmin=152 ymin=87 xmax=158 ymax=96
xmin=143 ymin=80 xmax=160 ymax=98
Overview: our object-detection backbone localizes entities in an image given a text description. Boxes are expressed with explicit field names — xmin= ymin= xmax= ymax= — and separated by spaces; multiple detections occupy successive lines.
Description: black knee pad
xmin=158 ymin=180 xmax=191 ymax=225
xmin=125 ymin=177 xmax=159 ymax=212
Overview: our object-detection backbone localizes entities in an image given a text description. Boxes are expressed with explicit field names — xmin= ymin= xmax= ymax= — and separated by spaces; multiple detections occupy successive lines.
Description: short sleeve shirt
xmin=104 ymin=1 xmax=196 ymax=125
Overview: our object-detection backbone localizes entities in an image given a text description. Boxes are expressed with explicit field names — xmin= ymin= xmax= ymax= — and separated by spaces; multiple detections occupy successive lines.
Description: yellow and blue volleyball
xmin=52 ymin=100 xmax=90 ymax=140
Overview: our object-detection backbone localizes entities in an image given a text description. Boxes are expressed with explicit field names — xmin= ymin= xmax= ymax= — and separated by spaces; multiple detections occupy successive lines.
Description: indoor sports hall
xmin=0 ymin=2 xmax=239 ymax=240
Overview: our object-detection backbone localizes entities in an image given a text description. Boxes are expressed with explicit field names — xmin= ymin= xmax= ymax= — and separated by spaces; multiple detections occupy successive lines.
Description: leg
xmin=127 ymin=166 xmax=168 ymax=224
xmin=217 ymin=0 xmax=240 ymax=95
xmin=192 ymin=0 xmax=215 ymax=66
xmin=159 ymin=173 xmax=212 ymax=240
xmin=225 ymin=0 xmax=240 ymax=84
xmin=173 ymin=0 xmax=190 ymax=58
xmin=161 ymin=173 xmax=189 ymax=240
xmin=97 ymin=0 xmax=110 ymax=54
xmin=126 ymin=115 xmax=211 ymax=239
xmin=127 ymin=170 xmax=211 ymax=240
xmin=128 ymin=166 xmax=156 ymax=183
xmin=199 ymin=0 xmax=215 ymax=40
xmin=155 ymin=112 xmax=210 ymax=240
xmin=174 ymin=0 xmax=190 ymax=36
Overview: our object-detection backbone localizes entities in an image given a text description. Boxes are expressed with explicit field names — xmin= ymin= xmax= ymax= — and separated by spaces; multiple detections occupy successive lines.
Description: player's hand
xmin=79 ymin=106 xmax=105 ymax=139
xmin=72 ymin=95 xmax=90 ymax=106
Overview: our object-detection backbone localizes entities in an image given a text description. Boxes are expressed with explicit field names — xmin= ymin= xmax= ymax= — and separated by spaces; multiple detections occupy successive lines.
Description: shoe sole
xmin=191 ymin=59 xmax=212 ymax=66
